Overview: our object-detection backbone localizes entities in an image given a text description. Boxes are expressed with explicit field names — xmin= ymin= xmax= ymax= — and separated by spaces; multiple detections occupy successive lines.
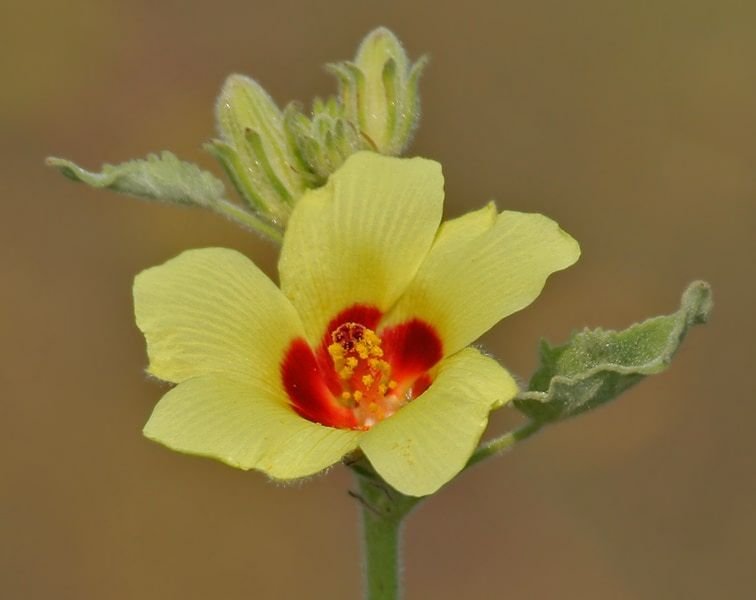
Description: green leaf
xmin=514 ymin=281 xmax=713 ymax=423
xmin=47 ymin=151 xmax=285 ymax=242
xmin=46 ymin=151 xmax=226 ymax=208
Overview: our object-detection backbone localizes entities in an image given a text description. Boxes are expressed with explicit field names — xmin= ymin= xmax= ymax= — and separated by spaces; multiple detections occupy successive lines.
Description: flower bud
xmin=207 ymin=75 xmax=305 ymax=224
xmin=283 ymin=99 xmax=365 ymax=186
xmin=328 ymin=27 xmax=428 ymax=155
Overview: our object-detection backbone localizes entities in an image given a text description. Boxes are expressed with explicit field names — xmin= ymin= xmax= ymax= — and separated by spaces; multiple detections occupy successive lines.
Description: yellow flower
xmin=134 ymin=152 xmax=579 ymax=496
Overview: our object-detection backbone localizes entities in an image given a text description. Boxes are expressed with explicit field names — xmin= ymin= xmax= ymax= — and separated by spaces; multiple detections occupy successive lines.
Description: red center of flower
xmin=281 ymin=304 xmax=443 ymax=430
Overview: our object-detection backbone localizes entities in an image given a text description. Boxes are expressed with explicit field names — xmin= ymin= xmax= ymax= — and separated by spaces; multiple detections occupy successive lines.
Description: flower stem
xmin=211 ymin=198 xmax=284 ymax=243
xmin=465 ymin=419 xmax=542 ymax=469
xmin=354 ymin=469 xmax=418 ymax=600
xmin=361 ymin=500 xmax=402 ymax=599
xmin=350 ymin=420 xmax=541 ymax=599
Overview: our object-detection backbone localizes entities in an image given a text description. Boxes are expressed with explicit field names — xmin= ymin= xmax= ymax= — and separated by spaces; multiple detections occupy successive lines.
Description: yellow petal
xmin=279 ymin=152 xmax=443 ymax=345
xmin=134 ymin=248 xmax=303 ymax=384
xmin=385 ymin=204 xmax=580 ymax=356
xmin=144 ymin=375 xmax=361 ymax=479
xmin=359 ymin=347 xmax=517 ymax=497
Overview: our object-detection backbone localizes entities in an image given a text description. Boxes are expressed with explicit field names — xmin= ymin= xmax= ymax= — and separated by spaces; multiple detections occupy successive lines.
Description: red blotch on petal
xmin=281 ymin=339 xmax=358 ymax=429
xmin=281 ymin=306 xmax=443 ymax=431
xmin=410 ymin=373 xmax=433 ymax=398
xmin=381 ymin=319 xmax=443 ymax=382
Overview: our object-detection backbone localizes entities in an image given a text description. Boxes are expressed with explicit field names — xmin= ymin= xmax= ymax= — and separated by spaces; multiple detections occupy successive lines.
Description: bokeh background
xmin=3 ymin=1 xmax=754 ymax=598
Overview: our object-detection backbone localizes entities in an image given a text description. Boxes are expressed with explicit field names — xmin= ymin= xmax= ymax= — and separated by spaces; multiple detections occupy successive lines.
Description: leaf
xmin=46 ymin=151 xmax=226 ymax=208
xmin=514 ymin=281 xmax=713 ymax=423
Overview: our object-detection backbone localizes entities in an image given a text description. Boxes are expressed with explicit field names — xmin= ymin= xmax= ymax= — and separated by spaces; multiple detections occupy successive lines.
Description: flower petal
xmin=279 ymin=151 xmax=444 ymax=345
xmin=359 ymin=347 xmax=517 ymax=496
xmin=385 ymin=204 xmax=580 ymax=357
xmin=134 ymin=247 xmax=304 ymax=384
xmin=144 ymin=375 xmax=361 ymax=479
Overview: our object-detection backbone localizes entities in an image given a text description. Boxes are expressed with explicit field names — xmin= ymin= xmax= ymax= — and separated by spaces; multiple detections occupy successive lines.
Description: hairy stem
xmin=465 ymin=419 xmax=543 ymax=469
xmin=350 ymin=418 xmax=542 ymax=599
xmin=211 ymin=199 xmax=284 ymax=243
xmin=354 ymin=470 xmax=418 ymax=600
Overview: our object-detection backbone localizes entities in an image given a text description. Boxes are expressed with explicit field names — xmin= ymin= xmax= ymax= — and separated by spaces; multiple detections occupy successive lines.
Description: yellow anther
xmin=329 ymin=322 xmax=402 ymax=422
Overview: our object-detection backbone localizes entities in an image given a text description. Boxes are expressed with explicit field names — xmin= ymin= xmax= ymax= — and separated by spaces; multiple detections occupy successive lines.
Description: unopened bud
xmin=208 ymin=75 xmax=305 ymax=224
xmin=328 ymin=27 xmax=428 ymax=155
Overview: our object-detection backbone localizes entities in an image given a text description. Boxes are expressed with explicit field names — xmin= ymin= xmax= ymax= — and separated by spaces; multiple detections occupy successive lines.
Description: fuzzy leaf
xmin=46 ymin=151 xmax=226 ymax=208
xmin=514 ymin=281 xmax=712 ymax=422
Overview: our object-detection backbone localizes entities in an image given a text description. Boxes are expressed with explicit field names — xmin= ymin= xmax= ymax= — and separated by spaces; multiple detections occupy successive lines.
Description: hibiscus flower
xmin=134 ymin=151 xmax=579 ymax=496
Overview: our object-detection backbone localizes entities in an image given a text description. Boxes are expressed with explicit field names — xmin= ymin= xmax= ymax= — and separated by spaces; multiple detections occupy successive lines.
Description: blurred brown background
xmin=2 ymin=1 xmax=754 ymax=598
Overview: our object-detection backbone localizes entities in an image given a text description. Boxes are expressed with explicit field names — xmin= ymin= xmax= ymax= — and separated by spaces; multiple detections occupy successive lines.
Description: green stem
xmin=354 ymin=470 xmax=418 ymax=600
xmin=465 ymin=419 xmax=542 ymax=469
xmin=210 ymin=198 xmax=284 ymax=243
xmin=361 ymin=500 xmax=402 ymax=599
xmin=350 ymin=419 xmax=542 ymax=599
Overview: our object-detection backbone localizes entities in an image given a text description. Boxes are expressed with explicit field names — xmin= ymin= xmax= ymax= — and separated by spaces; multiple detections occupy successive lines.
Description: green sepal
xmin=324 ymin=62 xmax=364 ymax=128
xmin=46 ymin=152 xmax=226 ymax=208
xmin=382 ymin=58 xmax=399 ymax=142
xmin=514 ymin=281 xmax=713 ymax=423
xmin=243 ymin=128 xmax=294 ymax=205
xmin=398 ymin=55 xmax=429 ymax=145
xmin=281 ymin=103 xmax=321 ymax=179
xmin=282 ymin=104 xmax=330 ymax=185
xmin=203 ymin=140 xmax=270 ymax=213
